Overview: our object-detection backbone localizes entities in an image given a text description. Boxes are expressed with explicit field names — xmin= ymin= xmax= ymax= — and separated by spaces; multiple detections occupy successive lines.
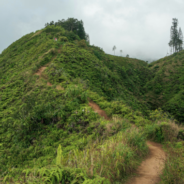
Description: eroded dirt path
xmin=87 ymin=100 xmax=166 ymax=184
xmin=34 ymin=45 xmax=64 ymax=89
xmin=88 ymin=100 xmax=110 ymax=120
xmin=35 ymin=66 xmax=54 ymax=87
xmin=35 ymin=66 xmax=47 ymax=77
xmin=126 ymin=141 xmax=166 ymax=184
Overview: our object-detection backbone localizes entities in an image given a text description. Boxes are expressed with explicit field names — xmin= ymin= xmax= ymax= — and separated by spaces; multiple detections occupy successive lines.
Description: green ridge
xmin=0 ymin=24 xmax=184 ymax=183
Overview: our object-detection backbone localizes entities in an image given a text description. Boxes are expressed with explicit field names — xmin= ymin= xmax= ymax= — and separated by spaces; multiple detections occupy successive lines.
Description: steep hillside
xmin=0 ymin=25 xmax=184 ymax=183
xmin=0 ymin=25 xmax=153 ymax=120
xmin=0 ymin=25 xmax=153 ymax=183
xmin=144 ymin=50 xmax=184 ymax=123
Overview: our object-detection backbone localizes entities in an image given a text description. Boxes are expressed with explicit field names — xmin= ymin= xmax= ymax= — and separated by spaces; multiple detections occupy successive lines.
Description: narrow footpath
xmin=34 ymin=55 xmax=166 ymax=184
xmin=88 ymin=100 xmax=166 ymax=184
xmin=126 ymin=141 xmax=166 ymax=184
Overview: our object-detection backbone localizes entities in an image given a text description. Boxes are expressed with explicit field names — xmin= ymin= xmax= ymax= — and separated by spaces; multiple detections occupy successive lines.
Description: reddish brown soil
xmin=34 ymin=45 xmax=63 ymax=87
xmin=47 ymin=82 xmax=52 ymax=86
xmin=88 ymin=100 xmax=110 ymax=120
xmin=35 ymin=67 xmax=47 ymax=77
xmin=126 ymin=141 xmax=166 ymax=184
xmin=34 ymin=66 xmax=53 ymax=87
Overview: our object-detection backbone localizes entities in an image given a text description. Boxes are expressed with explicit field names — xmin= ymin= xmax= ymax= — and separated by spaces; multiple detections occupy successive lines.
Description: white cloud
xmin=0 ymin=0 xmax=184 ymax=62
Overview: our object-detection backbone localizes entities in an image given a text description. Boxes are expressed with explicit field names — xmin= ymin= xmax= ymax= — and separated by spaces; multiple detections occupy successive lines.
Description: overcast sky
xmin=0 ymin=0 xmax=184 ymax=62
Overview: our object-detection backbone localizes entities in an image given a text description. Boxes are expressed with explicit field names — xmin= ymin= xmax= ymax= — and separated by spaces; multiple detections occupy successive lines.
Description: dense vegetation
xmin=144 ymin=51 xmax=184 ymax=123
xmin=45 ymin=18 xmax=90 ymax=43
xmin=0 ymin=23 xmax=184 ymax=183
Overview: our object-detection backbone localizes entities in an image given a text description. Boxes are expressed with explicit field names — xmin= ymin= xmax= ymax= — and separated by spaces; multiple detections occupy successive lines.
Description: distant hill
xmin=144 ymin=51 xmax=184 ymax=123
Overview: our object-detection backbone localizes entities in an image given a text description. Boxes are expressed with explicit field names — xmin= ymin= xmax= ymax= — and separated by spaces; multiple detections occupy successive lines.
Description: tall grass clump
xmin=4 ymin=127 xmax=148 ymax=183
xmin=158 ymin=121 xmax=184 ymax=184
xmin=160 ymin=141 xmax=184 ymax=184
xmin=142 ymin=113 xmax=184 ymax=184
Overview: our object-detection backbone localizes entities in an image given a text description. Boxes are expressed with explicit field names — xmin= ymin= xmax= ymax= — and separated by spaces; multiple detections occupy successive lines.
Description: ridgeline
xmin=0 ymin=24 xmax=184 ymax=183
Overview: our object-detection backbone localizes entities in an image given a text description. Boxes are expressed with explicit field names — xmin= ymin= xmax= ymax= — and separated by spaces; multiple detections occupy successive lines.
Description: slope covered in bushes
xmin=0 ymin=24 xmax=184 ymax=183
xmin=144 ymin=50 xmax=184 ymax=123
xmin=0 ymin=25 xmax=152 ymax=183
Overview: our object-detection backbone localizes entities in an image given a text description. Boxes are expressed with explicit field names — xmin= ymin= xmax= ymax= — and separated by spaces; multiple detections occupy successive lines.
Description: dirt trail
xmin=33 ymin=45 xmax=166 ymax=184
xmin=126 ymin=141 xmax=166 ymax=184
xmin=34 ymin=45 xmax=64 ymax=89
xmin=35 ymin=66 xmax=47 ymax=77
xmin=88 ymin=100 xmax=166 ymax=184
xmin=88 ymin=100 xmax=110 ymax=120
xmin=35 ymin=66 xmax=53 ymax=87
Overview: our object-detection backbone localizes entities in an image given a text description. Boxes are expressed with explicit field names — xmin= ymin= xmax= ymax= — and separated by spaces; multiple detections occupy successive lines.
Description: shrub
xmin=160 ymin=142 xmax=184 ymax=184
xmin=58 ymin=36 xmax=68 ymax=42
xmin=78 ymin=39 xmax=87 ymax=48
xmin=143 ymin=121 xmax=180 ymax=143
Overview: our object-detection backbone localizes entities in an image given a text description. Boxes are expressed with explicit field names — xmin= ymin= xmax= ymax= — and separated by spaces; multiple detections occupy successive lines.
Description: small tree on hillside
xmin=169 ymin=18 xmax=183 ymax=53
xmin=78 ymin=20 xmax=86 ymax=40
xmin=178 ymin=27 xmax=183 ymax=51
xmin=113 ymin=46 xmax=116 ymax=55
xmin=85 ymin=33 xmax=90 ymax=45
xmin=120 ymin=50 xmax=123 ymax=56
xmin=50 ymin=21 xmax=55 ymax=25
xmin=126 ymin=54 xmax=129 ymax=58
xmin=44 ymin=18 xmax=89 ymax=41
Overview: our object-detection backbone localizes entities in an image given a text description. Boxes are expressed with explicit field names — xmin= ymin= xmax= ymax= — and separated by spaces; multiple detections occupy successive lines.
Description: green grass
xmin=160 ymin=141 xmax=184 ymax=184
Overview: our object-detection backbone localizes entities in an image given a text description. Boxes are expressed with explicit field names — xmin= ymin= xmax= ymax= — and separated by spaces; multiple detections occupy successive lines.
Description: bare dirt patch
xmin=56 ymin=85 xmax=64 ymax=90
xmin=88 ymin=100 xmax=110 ymax=120
xmin=47 ymin=82 xmax=52 ymax=86
xmin=35 ymin=67 xmax=47 ymax=77
xmin=31 ymin=30 xmax=42 ymax=38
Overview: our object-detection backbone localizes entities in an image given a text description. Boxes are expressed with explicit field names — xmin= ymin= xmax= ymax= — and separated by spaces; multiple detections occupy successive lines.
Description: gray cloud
xmin=0 ymin=0 xmax=184 ymax=62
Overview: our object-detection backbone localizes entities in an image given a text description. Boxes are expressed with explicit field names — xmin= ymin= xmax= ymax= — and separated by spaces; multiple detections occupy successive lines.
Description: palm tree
xmin=112 ymin=46 xmax=116 ymax=55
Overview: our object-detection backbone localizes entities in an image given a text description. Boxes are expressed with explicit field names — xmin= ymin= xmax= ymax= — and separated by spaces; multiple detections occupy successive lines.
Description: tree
xmin=85 ymin=33 xmax=90 ymax=45
xmin=50 ymin=21 xmax=55 ymax=25
xmin=120 ymin=50 xmax=123 ymax=56
xmin=166 ymin=50 xmax=169 ymax=56
xmin=178 ymin=27 xmax=183 ymax=51
xmin=45 ymin=23 xmax=49 ymax=27
xmin=169 ymin=18 xmax=183 ymax=53
xmin=44 ymin=18 xmax=89 ymax=42
xmin=170 ymin=46 xmax=173 ymax=55
xmin=126 ymin=54 xmax=129 ymax=58
xmin=78 ymin=20 xmax=86 ymax=40
xmin=59 ymin=18 xmax=79 ymax=31
xmin=113 ymin=46 xmax=116 ymax=55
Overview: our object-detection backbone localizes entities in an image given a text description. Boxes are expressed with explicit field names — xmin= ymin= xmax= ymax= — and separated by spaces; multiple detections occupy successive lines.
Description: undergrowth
xmin=3 ymin=126 xmax=148 ymax=183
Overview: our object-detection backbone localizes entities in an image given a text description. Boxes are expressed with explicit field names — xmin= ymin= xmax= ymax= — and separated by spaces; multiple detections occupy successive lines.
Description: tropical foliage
xmin=0 ymin=21 xmax=184 ymax=183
